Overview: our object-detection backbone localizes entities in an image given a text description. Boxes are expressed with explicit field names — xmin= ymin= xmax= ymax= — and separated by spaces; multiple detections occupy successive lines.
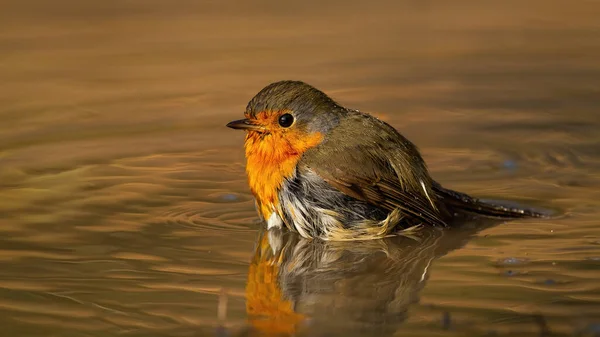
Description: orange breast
xmin=244 ymin=129 xmax=322 ymax=222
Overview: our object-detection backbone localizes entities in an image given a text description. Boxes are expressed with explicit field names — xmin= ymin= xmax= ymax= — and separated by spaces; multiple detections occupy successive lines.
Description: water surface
xmin=1 ymin=1 xmax=600 ymax=336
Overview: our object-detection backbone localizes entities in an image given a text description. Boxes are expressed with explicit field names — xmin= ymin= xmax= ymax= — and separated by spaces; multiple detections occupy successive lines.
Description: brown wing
xmin=300 ymin=112 xmax=448 ymax=227
xmin=313 ymin=167 xmax=448 ymax=227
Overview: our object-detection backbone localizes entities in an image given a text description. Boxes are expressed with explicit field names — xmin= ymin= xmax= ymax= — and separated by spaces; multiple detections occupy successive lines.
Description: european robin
xmin=227 ymin=81 xmax=542 ymax=240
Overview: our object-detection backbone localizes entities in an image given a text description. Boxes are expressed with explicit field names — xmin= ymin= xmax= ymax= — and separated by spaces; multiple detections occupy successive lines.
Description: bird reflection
xmin=241 ymin=219 xmax=498 ymax=337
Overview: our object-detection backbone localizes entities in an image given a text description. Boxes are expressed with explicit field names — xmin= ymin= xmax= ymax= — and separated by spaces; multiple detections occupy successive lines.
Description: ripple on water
xmin=156 ymin=202 xmax=257 ymax=232
xmin=0 ymin=149 xmax=258 ymax=336
xmin=497 ymin=257 xmax=530 ymax=266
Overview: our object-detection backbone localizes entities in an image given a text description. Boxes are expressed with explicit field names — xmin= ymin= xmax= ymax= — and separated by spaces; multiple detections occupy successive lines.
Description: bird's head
xmin=227 ymin=81 xmax=341 ymax=156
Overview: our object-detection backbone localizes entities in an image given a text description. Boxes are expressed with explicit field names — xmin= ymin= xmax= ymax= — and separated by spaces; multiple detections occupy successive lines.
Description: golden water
xmin=1 ymin=1 xmax=599 ymax=336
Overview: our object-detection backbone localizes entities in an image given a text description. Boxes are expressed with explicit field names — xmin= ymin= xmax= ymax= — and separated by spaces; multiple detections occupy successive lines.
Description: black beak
xmin=226 ymin=119 xmax=264 ymax=131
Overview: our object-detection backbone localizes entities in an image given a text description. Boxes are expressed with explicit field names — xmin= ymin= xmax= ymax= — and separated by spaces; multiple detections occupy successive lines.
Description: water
xmin=1 ymin=1 xmax=599 ymax=336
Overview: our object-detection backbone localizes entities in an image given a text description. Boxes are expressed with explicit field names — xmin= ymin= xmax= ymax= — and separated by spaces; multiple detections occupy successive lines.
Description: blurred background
xmin=1 ymin=1 xmax=599 ymax=336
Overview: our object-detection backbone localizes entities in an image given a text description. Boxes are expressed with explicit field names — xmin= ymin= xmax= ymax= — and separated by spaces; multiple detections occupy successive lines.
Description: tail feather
xmin=432 ymin=183 xmax=546 ymax=219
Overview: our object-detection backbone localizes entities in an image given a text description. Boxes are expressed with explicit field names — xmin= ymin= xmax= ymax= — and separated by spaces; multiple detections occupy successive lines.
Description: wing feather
xmin=319 ymin=174 xmax=448 ymax=227
xmin=301 ymin=111 xmax=449 ymax=227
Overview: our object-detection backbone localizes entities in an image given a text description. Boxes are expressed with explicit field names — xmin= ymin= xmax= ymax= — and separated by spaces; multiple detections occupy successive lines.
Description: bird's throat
xmin=244 ymin=130 xmax=322 ymax=221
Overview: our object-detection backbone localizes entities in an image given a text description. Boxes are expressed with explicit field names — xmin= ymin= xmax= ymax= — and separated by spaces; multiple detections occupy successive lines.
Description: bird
xmin=227 ymin=80 xmax=544 ymax=241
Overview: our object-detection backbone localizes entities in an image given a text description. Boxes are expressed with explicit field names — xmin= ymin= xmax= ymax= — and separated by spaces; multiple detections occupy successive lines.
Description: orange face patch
xmin=244 ymin=110 xmax=322 ymax=222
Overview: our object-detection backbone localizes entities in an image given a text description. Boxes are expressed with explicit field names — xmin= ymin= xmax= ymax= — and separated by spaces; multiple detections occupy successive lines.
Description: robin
xmin=227 ymin=81 xmax=543 ymax=241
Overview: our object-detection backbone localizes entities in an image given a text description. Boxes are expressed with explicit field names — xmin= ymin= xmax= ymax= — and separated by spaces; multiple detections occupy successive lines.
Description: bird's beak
xmin=226 ymin=118 xmax=264 ymax=131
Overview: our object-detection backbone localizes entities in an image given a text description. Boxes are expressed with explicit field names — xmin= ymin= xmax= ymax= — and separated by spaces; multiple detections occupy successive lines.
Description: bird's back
xmin=276 ymin=109 xmax=449 ymax=240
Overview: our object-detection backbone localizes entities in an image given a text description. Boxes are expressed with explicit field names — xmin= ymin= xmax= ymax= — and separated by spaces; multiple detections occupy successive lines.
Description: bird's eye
xmin=278 ymin=113 xmax=294 ymax=128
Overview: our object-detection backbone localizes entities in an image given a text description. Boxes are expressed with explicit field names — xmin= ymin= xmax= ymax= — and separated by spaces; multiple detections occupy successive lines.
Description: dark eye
xmin=278 ymin=113 xmax=294 ymax=128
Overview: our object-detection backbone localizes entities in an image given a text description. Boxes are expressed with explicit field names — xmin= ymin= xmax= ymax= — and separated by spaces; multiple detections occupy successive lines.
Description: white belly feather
xmin=267 ymin=212 xmax=283 ymax=229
